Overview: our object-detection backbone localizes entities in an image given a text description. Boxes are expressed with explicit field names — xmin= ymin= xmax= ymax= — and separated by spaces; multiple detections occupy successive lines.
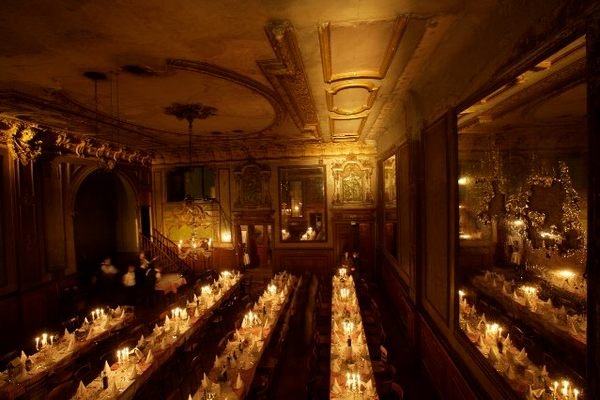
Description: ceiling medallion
xmin=164 ymin=103 xmax=217 ymax=129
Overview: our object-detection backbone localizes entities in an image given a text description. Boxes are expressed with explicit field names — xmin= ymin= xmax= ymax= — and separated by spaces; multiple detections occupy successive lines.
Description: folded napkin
xmin=137 ymin=335 xmax=145 ymax=347
xmin=75 ymin=380 xmax=87 ymax=398
xmin=332 ymin=377 xmax=342 ymax=394
xmin=235 ymin=372 xmax=243 ymax=389
xmin=110 ymin=380 xmax=119 ymax=397
xmin=20 ymin=351 xmax=27 ymax=365
xmin=85 ymin=327 xmax=94 ymax=341
xmin=201 ymin=372 xmax=209 ymax=388
xmin=129 ymin=364 xmax=137 ymax=380
xmin=194 ymin=307 xmax=200 ymax=318
xmin=145 ymin=350 xmax=154 ymax=364
xmin=67 ymin=336 xmax=76 ymax=352
xmin=103 ymin=361 xmax=111 ymax=376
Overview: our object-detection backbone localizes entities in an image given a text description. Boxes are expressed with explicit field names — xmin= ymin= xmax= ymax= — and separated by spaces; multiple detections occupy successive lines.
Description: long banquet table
xmin=191 ymin=272 xmax=301 ymax=400
xmin=330 ymin=269 xmax=379 ymax=400
xmin=0 ymin=306 xmax=134 ymax=400
xmin=74 ymin=271 xmax=242 ymax=400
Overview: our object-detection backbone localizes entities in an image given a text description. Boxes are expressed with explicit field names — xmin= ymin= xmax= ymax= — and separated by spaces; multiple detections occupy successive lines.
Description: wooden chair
xmin=47 ymin=379 xmax=76 ymax=400
xmin=391 ymin=382 xmax=404 ymax=400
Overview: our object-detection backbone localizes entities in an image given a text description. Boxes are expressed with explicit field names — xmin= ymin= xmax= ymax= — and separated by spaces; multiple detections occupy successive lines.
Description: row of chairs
xmin=355 ymin=278 xmax=404 ymax=400
xmin=307 ymin=275 xmax=332 ymax=400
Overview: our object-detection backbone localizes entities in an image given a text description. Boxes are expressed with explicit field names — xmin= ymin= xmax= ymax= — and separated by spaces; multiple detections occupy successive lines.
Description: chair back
xmin=380 ymin=345 xmax=388 ymax=363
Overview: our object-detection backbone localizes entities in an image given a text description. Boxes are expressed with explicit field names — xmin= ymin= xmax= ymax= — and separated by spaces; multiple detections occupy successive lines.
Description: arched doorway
xmin=73 ymin=170 xmax=138 ymax=283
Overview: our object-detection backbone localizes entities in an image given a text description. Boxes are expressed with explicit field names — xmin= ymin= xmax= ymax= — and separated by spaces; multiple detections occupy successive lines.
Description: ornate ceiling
xmin=0 ymin=0 xmax=461 ymax=163
xmin=458 ymin=37 xmax=587 ymax=152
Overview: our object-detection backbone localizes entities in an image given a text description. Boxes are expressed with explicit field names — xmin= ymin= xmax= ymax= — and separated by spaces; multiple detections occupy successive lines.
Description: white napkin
xmin=332 ymin=377 xmax=342 ymax=394
xmin=103 ymin=361 xmax=111 ymax=375
xmin=64 ymin=335 xmax=75 ymax=352
xmin=201 ymin=372 xmax=209 ymax=388
xmin=64 ymin=328 xmax=70 ymax=337
xmin=145 ymin=350 xmax=154 ymax=364
xmin=75 ymin=380 xmax=87 ymax=398
xmin=129 ymin=364 xmax=137 ymax=380
xmin=235 ymin=373 xmax=243 ymax=389
xmin=137 ymin=335 xmax=145 ymax=347
xmin=20 ymin=351 xmax=27 ymax=365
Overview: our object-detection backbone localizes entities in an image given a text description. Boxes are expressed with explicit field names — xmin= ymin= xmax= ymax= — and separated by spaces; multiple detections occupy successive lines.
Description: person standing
xmin=122 ymin=265 xmax=137 ymax=305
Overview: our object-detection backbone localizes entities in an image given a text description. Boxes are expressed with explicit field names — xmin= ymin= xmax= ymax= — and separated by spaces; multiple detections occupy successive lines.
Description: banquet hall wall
xmin=373 ymin=2 xmax=600 ymax=399
xmin=0 ymin=151 xmax=151 ymax=352
xmin=0 ymin=1 xmax=599 ymax=398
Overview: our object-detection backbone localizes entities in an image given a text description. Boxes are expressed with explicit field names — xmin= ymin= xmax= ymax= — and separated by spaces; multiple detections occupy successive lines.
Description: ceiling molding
xmin=326 ymin=82 xmax=380 ymax=115
xmin=0 ymin=117 xmax=153 ymax=167
xmin=328 ymin=114 xmax=368 ymax=142
xmin=258 ymin=20 xmax=322 ymax=141
xmin=318 ymin=15 xmax=410 ymax=83
xmin=166 ymin=59 xmax=284 ymax=129
xmin=459 ymin=57 xmax=586 ymax=131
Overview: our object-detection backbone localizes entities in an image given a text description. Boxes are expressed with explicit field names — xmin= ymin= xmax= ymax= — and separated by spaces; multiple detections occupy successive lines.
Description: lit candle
xmin=574 ymin=388 xmax=579 ymax=400
xmin=208 ymin=238 xmax=212 ymax=249
xmin=50 ymin=335 xmax=54 ymax=346
xmin=35 ymin=337 xmax=40 ymax=350
xmin=553 ymin=381 xmax=559 ymax=393
xmin=178 ymin=240 xmax=183 ymax=250
xmin=42 ymin=333 xmax=48 ymax=347
xmin=91 ymin=310 xmax=95 ymax=320
xmin=117 ymin=350 xmax=121 ymax=364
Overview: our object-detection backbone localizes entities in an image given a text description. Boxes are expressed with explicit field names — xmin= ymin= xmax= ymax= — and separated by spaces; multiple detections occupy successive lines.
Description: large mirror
xmin=456 ymin=37 xmax=588 ymax=398
xmin=279 ymin=166 xmax=326 ymax=242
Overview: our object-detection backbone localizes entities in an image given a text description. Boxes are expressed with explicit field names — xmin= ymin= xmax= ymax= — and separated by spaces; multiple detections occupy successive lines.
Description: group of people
xmin=97 ymin=252 xmax=160 ymax=306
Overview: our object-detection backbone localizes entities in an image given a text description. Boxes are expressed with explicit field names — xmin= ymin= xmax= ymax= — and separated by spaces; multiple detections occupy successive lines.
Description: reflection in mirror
xmin=279 ymin=166 xmax=326 ymax=242
xmin=383 ymin=155 xmax=397 ymax=207
xmin=383 ymin=155 xmax=398 ymax=260
xmin=237 ymin=223 xmax=272 ymax=269
xmin=456 ymin=37 xmax=587 ymax=399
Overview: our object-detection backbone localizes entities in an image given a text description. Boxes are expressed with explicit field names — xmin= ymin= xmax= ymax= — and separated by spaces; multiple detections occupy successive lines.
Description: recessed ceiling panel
xmin=319 ymin=16 xmax=409 ymax=82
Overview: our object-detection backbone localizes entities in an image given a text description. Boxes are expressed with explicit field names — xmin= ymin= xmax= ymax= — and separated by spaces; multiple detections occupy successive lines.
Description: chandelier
xmin=176 ymin=195 xmax=214 ymax=259
xmin=164 ymin=102 xmax=218 ymax=260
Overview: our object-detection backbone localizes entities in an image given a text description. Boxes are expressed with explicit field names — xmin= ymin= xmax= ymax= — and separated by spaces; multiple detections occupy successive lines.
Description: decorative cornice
xmin=0 ymin=117 xmax=152 ymax=167
xmin=258 ymin=20 xmax=322 ymax=141
xmin=2 ymin=121 xmax=43 ymax=165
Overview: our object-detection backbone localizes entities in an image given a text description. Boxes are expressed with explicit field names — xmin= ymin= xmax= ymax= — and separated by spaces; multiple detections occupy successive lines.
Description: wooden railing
xmin=139 ymin=229 xmax=191 ymax=276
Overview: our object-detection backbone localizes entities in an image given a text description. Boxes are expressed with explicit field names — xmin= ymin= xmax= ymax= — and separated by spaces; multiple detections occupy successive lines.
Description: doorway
xmin=73 ymin=171 xmax=137 ymax=283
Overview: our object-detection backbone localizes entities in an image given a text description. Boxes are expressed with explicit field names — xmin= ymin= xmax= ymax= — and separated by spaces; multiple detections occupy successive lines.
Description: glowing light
xmin=458 ymin=289 xmax=465 ymax=299
xmin=556 ymin=270 xmax=576 ymax=279
xmin=221 ymin=231 xmax=231 ymax=242
xmin=459 ymin=233 xmax=472 ymax=240
xmin=521 ymin=285 xmax=537 ymax=296
xmin=458 ymin=176 xmax=470 ymax=186
xmin=512 ymin=219 xmax=524 ymax=227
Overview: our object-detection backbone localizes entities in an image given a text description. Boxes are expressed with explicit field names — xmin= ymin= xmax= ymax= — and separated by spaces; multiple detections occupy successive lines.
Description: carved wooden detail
xmin=233 ymin=158 xmax=272 ymax=210
xmin=331 ymin=155 xmax=374 ymax=207
xmin=258 ymin=20 xmax=322 ymax=141
xmin=0 ymin=117 xmax=152 ymax=167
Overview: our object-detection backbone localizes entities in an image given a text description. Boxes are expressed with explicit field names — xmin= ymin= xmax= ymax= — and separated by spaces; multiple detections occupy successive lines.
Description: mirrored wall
xmin=456 ymin=37 xmax=588 ymax=399
xmin=279 ymin=166 xmax=326 ymax=242
xmin=383 ymin=155 xmax=398 ymax=259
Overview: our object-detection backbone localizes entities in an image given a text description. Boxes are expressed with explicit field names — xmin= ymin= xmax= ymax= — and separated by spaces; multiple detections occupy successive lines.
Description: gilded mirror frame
xmin=278 ymin=165 xmax=327 ymax=243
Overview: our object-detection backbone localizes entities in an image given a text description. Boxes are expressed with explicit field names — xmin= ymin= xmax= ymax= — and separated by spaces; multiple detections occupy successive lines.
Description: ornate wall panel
xmin=331 ymin=156 xmax=374 ymax=207
xmin=421 ymin=114 xmax=455 ymax=327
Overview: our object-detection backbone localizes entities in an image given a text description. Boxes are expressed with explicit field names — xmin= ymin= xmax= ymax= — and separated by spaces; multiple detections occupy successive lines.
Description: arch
xmin=71 ymin=168 xmax=139 ymax=282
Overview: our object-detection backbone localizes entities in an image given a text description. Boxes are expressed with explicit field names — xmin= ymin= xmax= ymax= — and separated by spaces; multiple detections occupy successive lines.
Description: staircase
xmin=139 ymin=228 xmax=192 ymax=277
